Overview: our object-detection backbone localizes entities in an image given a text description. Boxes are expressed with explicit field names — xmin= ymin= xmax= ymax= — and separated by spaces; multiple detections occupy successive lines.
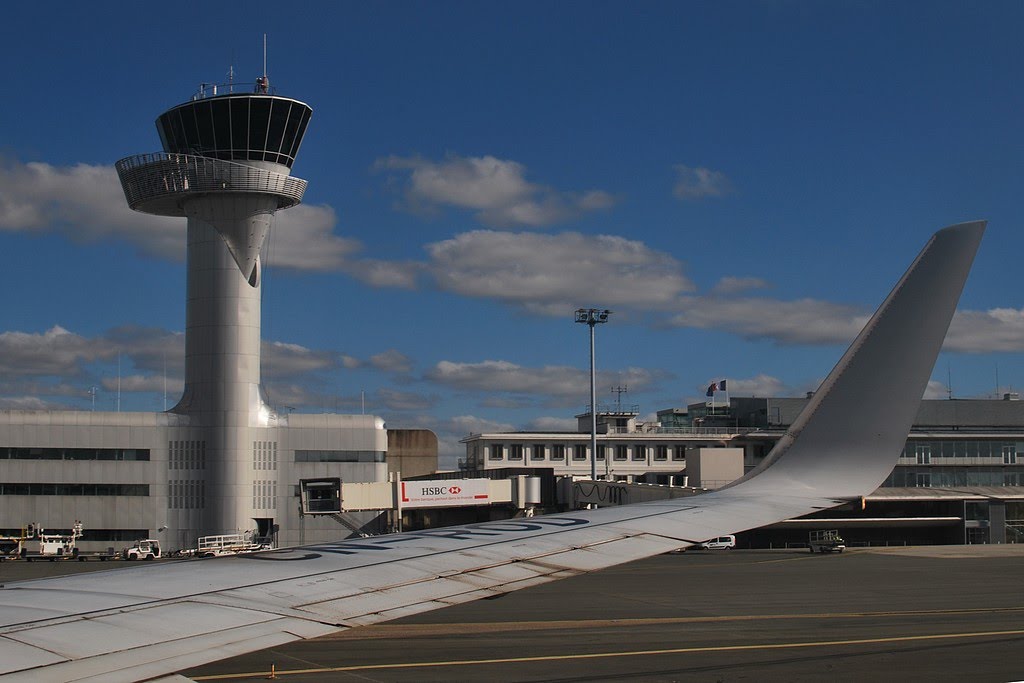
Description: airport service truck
xmin=809 ymin=529 xmax=846 ymax=553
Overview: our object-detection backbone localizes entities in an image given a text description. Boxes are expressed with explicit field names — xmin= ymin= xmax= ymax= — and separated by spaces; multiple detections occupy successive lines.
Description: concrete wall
xmin=387 ymin=429 xmax=439 ymax=478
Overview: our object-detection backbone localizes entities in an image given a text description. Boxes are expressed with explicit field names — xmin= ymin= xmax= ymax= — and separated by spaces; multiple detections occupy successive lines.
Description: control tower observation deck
xmin=115 ymin=82 xmax=314 ymax=536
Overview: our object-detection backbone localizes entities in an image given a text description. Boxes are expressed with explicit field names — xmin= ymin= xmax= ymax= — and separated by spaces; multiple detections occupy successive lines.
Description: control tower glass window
xmin=156 ymin=95 xmax=312 ymax=169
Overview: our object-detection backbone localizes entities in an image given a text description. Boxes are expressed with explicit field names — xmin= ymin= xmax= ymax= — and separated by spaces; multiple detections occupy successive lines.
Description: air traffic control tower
xmin=113 ymin=82 xmax=380 ymax=542
xmin=0 ymin=78 xmax=388 ymax=553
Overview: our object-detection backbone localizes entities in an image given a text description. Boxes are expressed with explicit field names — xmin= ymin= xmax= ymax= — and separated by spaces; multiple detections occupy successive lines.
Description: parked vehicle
xmin=122 ymin=539 xmax=161 ymax=560
xmin=697 ymin=535 xmax=736 ymax=550
xmin=809 ymin=529 xmax=846 ymax=553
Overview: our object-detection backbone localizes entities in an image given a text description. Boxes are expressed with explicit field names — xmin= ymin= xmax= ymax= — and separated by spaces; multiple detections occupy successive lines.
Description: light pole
xmin=575 ymin=308 xmax=611 ymax=480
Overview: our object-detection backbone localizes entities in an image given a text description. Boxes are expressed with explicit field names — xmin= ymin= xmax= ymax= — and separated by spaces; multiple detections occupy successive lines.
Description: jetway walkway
xmin=300 ymin=474 xmax=542 ymax=515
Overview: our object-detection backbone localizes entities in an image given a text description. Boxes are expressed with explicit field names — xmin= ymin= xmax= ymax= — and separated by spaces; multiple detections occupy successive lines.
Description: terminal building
xmin=461 ymin=395 xmax=1024 ymax=546
xmin=0 ymin=79 xmax=409 ymax=552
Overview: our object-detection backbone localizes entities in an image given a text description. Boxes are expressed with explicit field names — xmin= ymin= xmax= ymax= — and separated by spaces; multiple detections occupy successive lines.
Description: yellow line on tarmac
xmin=322 ymin=605 xmax=1024 ymax=640
xmin=191 ymin=628 xmax=1024 ymax=680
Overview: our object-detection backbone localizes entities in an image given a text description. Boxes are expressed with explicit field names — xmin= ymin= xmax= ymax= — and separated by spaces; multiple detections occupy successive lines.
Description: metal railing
xmin=116 ymin=152 xmax=306 ymax=216
xmin=192 ymin=81 xmax=279 ymax=100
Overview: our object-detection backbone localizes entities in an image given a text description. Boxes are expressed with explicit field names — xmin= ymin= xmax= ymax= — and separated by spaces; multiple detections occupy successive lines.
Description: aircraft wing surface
xmin=0 ymin=221 xmax=985 ymax=682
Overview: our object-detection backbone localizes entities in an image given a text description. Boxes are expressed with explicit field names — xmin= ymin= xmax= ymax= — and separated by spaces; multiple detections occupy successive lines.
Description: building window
xmin=673 ymin=446 xmax=686 ymax=461
xmin=1004 ymin=444 xmax=1018 ymax=465
xmin=573 ymin=445 xmax=587 ymax=461
xmin=552 ymin=444 xmax=566 ymax=461
xmin=509 ymin=444 xmax=524 ymax=460
xmin=614 ymin=445 xmax=628 ymax=461
xmin=915 ymin=443 xmax=931 ymax=465
xmin=654 ymin=445 xmax=668 ymax=461
xmin=2 ymin=447 xmax=151 ymax=462
xmin=295 ymin=450 xmax=385 ymax=463
xmin=597 ymin=445 xmax=607 ymax=461
xmin=0 ymin=483 xmax=149 ymax=496
xmin=490 ymin=444 xmax=505 ymax=460
xmin=531 ymin=445 xmax=546 ymax=461
xmin=633 ymin=445 xmax=647 ymax=461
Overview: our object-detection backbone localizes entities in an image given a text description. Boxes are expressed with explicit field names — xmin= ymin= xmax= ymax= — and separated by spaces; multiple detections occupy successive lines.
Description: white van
xmin=698 ymin=535 xmax=736 ymax=550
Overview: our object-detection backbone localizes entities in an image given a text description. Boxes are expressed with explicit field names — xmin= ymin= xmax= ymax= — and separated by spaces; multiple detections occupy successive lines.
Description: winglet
xmin=732 ymin=221 xmax=986 ymax=498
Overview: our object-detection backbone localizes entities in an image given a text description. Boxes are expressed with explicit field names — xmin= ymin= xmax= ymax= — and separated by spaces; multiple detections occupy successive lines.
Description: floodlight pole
xmin=575 ymin=308 xmax=611 ymax=481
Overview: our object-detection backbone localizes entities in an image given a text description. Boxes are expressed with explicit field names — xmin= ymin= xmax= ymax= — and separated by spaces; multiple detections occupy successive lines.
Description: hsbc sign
xmin=401 ymin=479 xmax=491 ymax=509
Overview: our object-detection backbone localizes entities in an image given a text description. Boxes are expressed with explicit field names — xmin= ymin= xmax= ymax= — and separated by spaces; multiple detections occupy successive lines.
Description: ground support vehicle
xmin=809 ymin=529 xmax=846 ymax=553
xmin=76 ymin=547 xmax=119 ymax=561
xmin=122 ymin=539 xmax=161 ymax=560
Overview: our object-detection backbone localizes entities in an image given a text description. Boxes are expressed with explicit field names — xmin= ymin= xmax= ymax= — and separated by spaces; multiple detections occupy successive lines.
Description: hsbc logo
xmin=449 ymin=486 xmax=462 ymax=494
xmin=422 ymin=487 xmax=447 ymax=495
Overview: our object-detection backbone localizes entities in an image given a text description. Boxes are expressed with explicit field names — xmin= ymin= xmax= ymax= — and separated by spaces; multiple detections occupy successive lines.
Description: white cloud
xmin=369 ymin=350 xmax=414 ymax=374
xmin=669 ymin=296 xmax=868 ymax=345
xmin=426 ymin=230 xmax=694 ymax=312
xmin=444 ymin=415 xmax=517 ymax=437
xmin=426 ymin=359 xmax=666 ymax=407
xmin=0 ymin=160 xmax=184 ymax=257
xmin=944 ymin=307 xmax=1024 ymax=353
xmin=377 ymin=388 xmax=434 ymax=412
xmin=525 ymin=416 xmax=578 ymax=432
xmin=672 ymin=164 xmax=734 ymax=200
xmin=101 ymin=374 xmax=184 ymax=394
xmin=0 ymin=326 xmax=115 ymax=376
xmin=0 ymin=159 xmax=405 ymax=283
xmin=261 ymin=341 xmax=341 ymax=379
xmin=715 ymin=374 xmax=788 ymax=397
xmin=711 ymin=276 xmax=770 ymax=295
xmin=375 ymin=154 xmax=616 ymax=228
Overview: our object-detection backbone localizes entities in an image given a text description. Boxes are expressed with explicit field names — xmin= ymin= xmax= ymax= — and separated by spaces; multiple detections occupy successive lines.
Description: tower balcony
xmin=115 ymin=152 xmax=307 ymax=217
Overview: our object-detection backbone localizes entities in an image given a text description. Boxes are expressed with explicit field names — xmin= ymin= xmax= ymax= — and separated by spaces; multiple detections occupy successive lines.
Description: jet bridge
xmin=299 ymin=475 xmax=540 ymax=515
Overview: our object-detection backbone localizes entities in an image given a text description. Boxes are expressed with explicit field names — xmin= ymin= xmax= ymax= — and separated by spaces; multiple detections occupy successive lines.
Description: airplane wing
xmin=0 ymin=221 xmax=985 ymax=682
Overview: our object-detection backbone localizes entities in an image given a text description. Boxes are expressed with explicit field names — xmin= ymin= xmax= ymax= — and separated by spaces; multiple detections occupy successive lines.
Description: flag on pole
xmin=706 ymin=380 xmax=727 ymax=396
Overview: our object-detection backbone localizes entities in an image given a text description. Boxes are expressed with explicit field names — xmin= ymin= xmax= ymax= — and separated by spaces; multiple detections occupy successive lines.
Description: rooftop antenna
xmin=255 ymin=34 xmax=270 ymax=94
xmin=611 ymin=385 xmax=628 ymax=411
xmin=947 ymin=362 xmax=953 ymax=400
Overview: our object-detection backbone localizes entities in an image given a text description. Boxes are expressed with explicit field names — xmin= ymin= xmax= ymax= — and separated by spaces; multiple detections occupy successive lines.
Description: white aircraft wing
xmin=0 ymin=221 xmax=985 ymax=682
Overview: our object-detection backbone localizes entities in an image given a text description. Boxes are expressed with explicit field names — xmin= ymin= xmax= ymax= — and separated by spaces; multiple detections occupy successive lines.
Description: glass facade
xmin=883 ymin=466 xmax=1024 ymax=488
xmin=0 ymin=448 xmax=149 ymax=461
xmin=156 ymin=95 xmax=312 ymax=168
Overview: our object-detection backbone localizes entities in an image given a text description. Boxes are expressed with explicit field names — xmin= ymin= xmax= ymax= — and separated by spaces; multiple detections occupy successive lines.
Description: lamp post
xmin=575 ymin=308 xmax=611 ymax=480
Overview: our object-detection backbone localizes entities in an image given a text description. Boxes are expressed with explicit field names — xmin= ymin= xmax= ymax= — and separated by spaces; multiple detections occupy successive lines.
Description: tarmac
xmin=6 ymin=546 xmax=1024 ymax=682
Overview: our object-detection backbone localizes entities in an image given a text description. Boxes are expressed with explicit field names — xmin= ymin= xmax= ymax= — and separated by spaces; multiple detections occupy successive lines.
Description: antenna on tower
xmin=611 ymin=385 xmax=628 ymax=411
xmin=255 ymin=34 xmax=270 ymax=94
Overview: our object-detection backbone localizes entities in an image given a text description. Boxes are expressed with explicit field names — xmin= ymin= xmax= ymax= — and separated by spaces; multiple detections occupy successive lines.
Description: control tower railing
xmin=192 ymin=81 xmax=278 ymax=100
xmin=115 ymin=152 xmax=307 ymax=217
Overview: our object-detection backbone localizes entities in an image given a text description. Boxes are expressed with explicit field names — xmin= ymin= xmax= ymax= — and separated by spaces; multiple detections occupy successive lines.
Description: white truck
xmin=808 ymin=529 xmax=846 ymax=553
xmin=122 ymin=539 xmax=161 ymax=560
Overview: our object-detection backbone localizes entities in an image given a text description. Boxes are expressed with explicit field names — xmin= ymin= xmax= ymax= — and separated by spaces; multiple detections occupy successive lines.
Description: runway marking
xmin=191 ymin=627 xmax=1024 ymax=680
xmin=321 ymin=605 xmax=1024 ymax=640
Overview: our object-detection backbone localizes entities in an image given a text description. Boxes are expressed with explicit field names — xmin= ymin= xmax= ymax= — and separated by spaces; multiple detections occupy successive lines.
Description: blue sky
xmin=2 ymin=2 xmax=1023 ymax=466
